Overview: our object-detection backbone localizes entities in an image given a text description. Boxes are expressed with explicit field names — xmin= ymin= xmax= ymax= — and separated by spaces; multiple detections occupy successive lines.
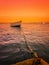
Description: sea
xmin=0 ymin=23 xmax=49 ymax=64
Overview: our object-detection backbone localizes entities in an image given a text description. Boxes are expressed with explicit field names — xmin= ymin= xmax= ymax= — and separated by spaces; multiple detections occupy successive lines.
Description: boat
xmin=11 ymin=21 xmax=21 ymax=27
xmin=11 ymin=52 xmax=49 ymax=65
xmin=11 ymin=58 xmax=49 ymax=65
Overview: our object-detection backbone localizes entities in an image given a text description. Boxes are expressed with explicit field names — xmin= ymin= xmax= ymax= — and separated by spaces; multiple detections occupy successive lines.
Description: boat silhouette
xmin=11 ymin=21 xmax=21 ymax=27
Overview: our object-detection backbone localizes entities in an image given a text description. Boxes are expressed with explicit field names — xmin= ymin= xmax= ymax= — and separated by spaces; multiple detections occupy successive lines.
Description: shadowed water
xmin=0 ymin=23 xmax=49 ymax=64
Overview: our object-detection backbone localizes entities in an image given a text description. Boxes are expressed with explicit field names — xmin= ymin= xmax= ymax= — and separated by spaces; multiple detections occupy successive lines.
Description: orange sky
xmin=0 ymin=0 xmax=49 ymax=23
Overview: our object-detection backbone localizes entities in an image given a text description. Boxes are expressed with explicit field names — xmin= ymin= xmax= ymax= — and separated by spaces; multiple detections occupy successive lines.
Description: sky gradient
xmin=0 ymin=0 xmax=49 ymax=23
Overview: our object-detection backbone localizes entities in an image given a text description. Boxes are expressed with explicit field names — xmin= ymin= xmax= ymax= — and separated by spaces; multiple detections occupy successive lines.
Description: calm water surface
xmin=0 ymin=24 xmax=49 ymax=47
xmin=0 ymin=23 xmax=49 ymax=64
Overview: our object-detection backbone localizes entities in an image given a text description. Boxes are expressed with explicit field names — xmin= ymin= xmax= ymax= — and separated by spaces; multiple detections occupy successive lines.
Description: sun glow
xmin=0 ymin=0 xmax=49 ymax=23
